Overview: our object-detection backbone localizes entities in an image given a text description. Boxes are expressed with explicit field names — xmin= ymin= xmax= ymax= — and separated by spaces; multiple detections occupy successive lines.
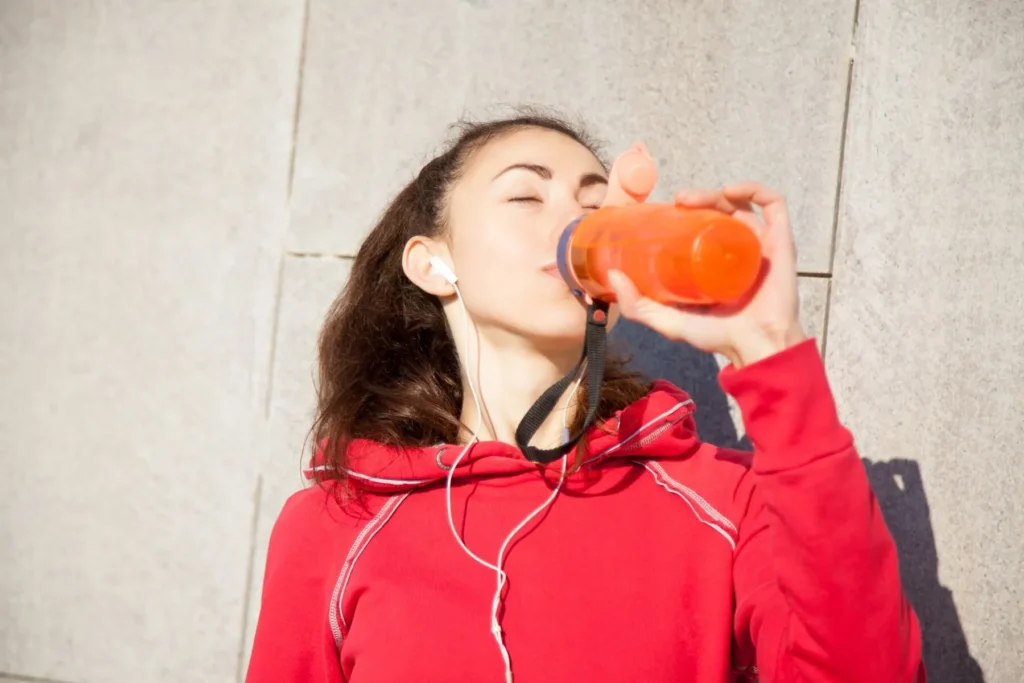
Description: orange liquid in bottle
xmin=557 ymin=203 xmax=764 ymax=306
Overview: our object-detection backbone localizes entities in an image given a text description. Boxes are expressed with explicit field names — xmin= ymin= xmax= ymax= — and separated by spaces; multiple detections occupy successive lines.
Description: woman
xmin=247 ymin=113 xmax=925 ymax=682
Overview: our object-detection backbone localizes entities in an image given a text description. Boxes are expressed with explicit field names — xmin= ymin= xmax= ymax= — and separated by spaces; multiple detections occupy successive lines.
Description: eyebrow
xmin=492 ymin=163 xmax=608 ymax=189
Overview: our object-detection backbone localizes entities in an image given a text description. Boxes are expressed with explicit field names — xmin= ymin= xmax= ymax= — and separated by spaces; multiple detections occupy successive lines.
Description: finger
xmin=723 ymin=196 xmax=757 ymax=219
xmin=621 ymin=142 xmax=657 ymax=199
xmin=607 ymin=269 xmax=678 ymax=328
xmin=604 ymin=143 xmax=657 ymax=206
xmin=728 ymin=198 xmax=756 ymax=215
xmin=722 ymin=182 xmax=795 ymax=258
xmin=606 ymin=270 xmax=642 ymax=315
xmin=674 ymin=189 xmax=741 ymax=214
xmin=721 ymin=181 xmax=790 ymax=226
xmin=721 ymin=181 xmax=784 ymax=205
xmin=676 ymin=189 xmax=765 ymax=242
xmin=607 ymin=270 xmax=691 ymax=336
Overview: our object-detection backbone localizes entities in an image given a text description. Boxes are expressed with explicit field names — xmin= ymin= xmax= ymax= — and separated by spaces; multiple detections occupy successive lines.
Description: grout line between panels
xmin=268 ymin=0 xmax=313 ymax=422
xmin=234 ymin=1 xmax=313 ymax=678
xmin=234 ymin=474 xmax=265 ymax=683
xmin=286 ymin=0 xmax=312 ymax=201
xmin=820 ymin=278 xmax=835 ymax=362
xmin=237 ymin=250 xmax=285 ymax=683
xmin=286 ymin=252 xmax=355 ymax=260
xmin=262 ymin=254 xmax=288 ymax=420
xmin=829 ymin=56 xmax=856 ymax=277
xmin=821 ymin=0 xmax=862 ymax=366
xmin=829 ymin=0 xmax=861 ymax=274
xmin=0 ymin=674 xmax=76 ymax=683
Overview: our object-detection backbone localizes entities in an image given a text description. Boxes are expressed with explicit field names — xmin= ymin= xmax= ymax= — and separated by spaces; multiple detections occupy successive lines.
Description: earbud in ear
xmin=428 ymin=256 xmax=458 ymax=285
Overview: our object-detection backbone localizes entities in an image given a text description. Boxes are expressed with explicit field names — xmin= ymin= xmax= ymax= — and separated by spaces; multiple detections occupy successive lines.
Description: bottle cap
xmin=691 ymin=219 xmax=763 ymax=302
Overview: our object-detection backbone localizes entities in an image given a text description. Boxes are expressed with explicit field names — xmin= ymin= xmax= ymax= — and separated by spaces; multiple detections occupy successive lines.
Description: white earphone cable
xmin=443 ymin=280 xmax=579 ymax=683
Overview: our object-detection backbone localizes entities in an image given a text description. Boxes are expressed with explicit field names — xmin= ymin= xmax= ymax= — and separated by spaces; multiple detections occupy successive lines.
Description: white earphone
xmin=429 ymin=255 xmax=458 ymax=285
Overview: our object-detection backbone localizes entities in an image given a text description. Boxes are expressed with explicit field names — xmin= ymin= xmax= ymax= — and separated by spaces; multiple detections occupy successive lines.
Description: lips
xmin=541 ymin=263 xmax=562 ymax=280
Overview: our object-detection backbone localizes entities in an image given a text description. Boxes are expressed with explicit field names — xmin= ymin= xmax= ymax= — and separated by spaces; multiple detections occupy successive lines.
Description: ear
xmin=403 ymin=235 xmax=457 ymax=297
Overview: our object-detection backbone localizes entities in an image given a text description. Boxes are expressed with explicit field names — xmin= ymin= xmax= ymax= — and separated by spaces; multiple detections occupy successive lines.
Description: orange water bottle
xmin=555 ymin=204 xmax=763 ymax=306
xmin=555 ymin=139 xmax=764 ymax=306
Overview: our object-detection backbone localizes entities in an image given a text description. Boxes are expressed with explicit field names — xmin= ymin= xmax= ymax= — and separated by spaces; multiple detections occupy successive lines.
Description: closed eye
xmin=509 ymin=196 xmax=541 ymax=203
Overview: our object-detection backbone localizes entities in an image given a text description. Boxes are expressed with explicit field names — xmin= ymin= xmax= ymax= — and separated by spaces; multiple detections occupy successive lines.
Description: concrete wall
xmin=1 ymin=1 xmax=1020 ymax=682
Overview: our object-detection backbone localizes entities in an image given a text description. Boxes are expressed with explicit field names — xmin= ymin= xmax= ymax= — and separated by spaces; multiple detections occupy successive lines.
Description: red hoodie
xmin=247 ymin=340 xmax=925 ymax=682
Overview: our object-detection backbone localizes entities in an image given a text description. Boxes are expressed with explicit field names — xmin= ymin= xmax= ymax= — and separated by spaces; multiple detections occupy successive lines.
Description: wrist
xmin=724 ymin=325 xmax=808 ymax=369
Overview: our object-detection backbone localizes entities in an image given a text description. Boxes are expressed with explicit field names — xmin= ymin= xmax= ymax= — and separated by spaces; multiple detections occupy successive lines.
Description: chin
xmin=524 ymin=301 xmax=589 ymax=348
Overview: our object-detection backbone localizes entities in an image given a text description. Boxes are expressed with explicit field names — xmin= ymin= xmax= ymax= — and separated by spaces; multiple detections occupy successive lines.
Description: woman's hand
xmin=608 ymin=182 xmax=807 ymax=368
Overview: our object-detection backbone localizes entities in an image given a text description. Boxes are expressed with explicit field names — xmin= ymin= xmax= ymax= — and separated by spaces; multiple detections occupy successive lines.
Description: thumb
xmin=603 ymin=143 xmax=657 ymax=207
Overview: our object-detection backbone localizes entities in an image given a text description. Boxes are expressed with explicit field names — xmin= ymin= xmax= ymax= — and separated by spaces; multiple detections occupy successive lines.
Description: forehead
xmin=463 ymin=127 xmax=606 ymax=179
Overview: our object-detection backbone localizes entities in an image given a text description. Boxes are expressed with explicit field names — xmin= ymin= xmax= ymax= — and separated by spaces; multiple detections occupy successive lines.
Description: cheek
xmin=457 ymin=219 xmax=544 ymax=281
xmin=448 ymin=210 xmax=582 ymax=332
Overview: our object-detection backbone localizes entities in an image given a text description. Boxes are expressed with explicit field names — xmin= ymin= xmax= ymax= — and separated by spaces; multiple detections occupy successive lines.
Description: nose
xmin=547 ymin=197 xmax=585 ymax=254
xmin=546 ymin=182 xmax=589 ymax=248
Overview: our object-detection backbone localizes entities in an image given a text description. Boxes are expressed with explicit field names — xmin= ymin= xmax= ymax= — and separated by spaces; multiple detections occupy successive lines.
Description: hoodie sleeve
xmin=720 ymin=339 xmax=925 ymax=683
xmin=246 ymin=487 xmax=346 ymax=683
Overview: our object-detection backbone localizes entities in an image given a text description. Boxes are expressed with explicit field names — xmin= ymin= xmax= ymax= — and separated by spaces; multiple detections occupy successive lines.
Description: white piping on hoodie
xmin=582 ymin=398 xmax=695 ymax=465
xmin=305 ymin=465 xmax=434 ymax=487
xmin=636 ymin=460 xmax=739 ymax=550
xmin=307 ymin=397 xmax=697 ymax=488
xmin=643 ymin=461 xmax=738 ymax=533
xmin=330 ymin=491 xmax=414 ymax=647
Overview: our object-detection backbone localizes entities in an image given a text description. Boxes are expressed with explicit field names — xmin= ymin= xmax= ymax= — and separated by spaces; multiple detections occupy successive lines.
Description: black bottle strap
xmin=515 ymin=300 xmax=610 ymax=463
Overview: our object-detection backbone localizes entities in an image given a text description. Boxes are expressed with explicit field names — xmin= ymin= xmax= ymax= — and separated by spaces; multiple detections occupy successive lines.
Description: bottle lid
xmin=556 ymin=217 xmax=585 ymax=297
xmin=691 ymin=219 xmax=763 ymax=302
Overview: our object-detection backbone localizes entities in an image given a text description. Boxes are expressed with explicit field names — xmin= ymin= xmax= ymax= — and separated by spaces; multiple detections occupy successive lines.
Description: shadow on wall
xmin=864 ymin=459 xmax=986 ymax=683
xmin=612 ymin=319 xmax=751 ymax=452
xmin=612 ymin=320 xmax=985 ymax=683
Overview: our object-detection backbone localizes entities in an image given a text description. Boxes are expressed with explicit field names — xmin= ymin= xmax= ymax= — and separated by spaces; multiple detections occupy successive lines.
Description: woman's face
xmin=443 ymin=128 xmax=609 ymax=352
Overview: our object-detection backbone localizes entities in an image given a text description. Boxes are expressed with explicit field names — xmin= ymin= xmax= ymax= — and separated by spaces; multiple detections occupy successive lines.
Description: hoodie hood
xmin=306 ymin=380 xmax=700 ymax=493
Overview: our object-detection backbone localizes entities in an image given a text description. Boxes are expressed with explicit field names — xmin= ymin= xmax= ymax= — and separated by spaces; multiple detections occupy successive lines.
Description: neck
xmin=456 ymin=326 xmax=583 ymax=450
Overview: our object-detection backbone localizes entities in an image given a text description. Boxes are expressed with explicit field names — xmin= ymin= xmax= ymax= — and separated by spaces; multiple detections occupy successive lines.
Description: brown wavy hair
xmin=310 ymin=111 xmax=651 ymax=484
